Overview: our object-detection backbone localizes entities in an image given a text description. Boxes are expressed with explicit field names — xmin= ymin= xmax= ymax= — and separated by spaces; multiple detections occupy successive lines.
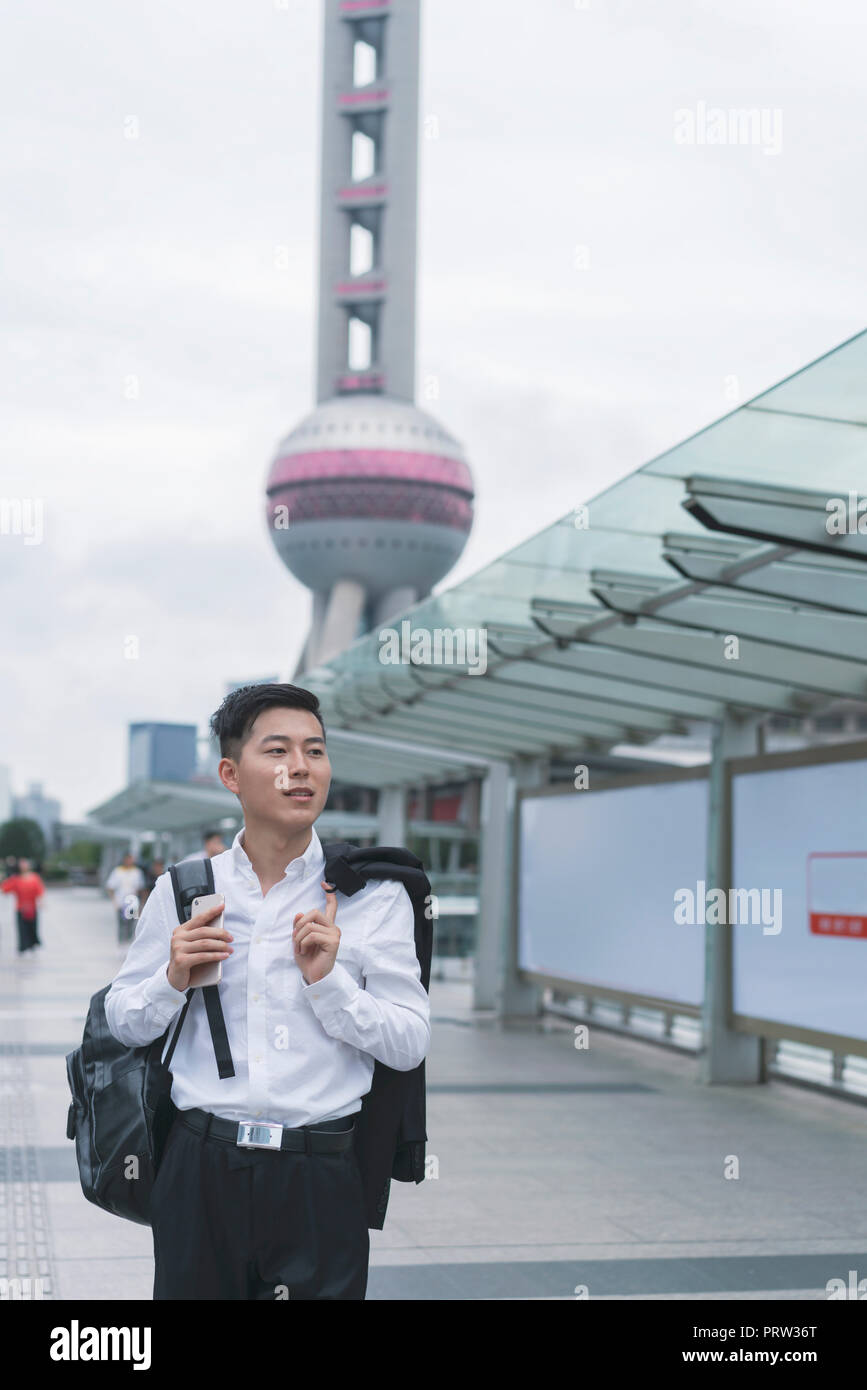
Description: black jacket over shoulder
xmin=322 ymin=842 xmax=433 ymax=1230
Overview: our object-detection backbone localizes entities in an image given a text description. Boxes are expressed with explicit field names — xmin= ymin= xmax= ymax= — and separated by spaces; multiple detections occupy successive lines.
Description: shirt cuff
xmin=301 ymin=961 xmax=360 ymax=1017
xmin=143 ymin=962 xmax=190 ymax=1017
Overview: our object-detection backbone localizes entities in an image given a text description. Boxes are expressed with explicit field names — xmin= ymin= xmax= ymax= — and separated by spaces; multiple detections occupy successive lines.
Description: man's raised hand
xmin=293 ymin=881 xmax=340 ymax=986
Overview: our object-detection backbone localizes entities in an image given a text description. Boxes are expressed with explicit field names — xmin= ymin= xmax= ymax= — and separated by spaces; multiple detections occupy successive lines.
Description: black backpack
xmin=66 ymin=842 xmax=433 ymax=1230
xmin=65 ymin=857 xmax=223 ymax=1225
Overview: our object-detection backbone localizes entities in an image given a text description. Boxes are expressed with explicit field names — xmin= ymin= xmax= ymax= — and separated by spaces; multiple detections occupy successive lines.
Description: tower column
xmin=314 ymin=578 xmax=366 ymax=667
xmin=377 ymin=786 xmax=407 ymax=845
xmin=373 ymin=586 xmax=418 ymax=629
xmin=294 ymin=590 xmax=329 ymax=678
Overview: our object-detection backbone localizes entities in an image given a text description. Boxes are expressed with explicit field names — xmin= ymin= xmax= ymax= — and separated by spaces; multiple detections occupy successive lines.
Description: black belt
xmin=177 ymin=1106 xmax=356 ymax=1154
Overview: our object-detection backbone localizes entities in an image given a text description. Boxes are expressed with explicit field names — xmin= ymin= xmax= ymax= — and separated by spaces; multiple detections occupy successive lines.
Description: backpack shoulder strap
xmin=164 ymin=857 xmax=234 ymax=1079
xmin=169 ymin=855 xmax=215 ymax=919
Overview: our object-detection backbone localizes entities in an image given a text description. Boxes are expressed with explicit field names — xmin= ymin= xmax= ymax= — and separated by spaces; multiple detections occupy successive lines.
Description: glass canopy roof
xmin=302 ymin=329 xmax=867 ymax=785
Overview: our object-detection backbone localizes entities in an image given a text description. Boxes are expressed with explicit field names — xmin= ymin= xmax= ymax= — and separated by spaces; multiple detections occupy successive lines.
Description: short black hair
xmin=209 ymin=683 xmax=326 ymax=760
xmin=202 ymin=830 xmax=223 ymax=842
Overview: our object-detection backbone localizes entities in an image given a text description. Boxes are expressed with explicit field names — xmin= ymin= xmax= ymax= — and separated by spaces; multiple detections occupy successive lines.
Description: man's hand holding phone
xmin=166 ymin=896 xmax=232 ymax=992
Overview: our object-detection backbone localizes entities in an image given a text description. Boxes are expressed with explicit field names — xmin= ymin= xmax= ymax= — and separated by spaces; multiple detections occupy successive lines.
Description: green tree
xmin=43 ymin=840 xmax=103 ymax=882
xmin=62 ymin=841 xmax=102 ymax=870
xmin=0 ymin=818 xmax=46 ymax=863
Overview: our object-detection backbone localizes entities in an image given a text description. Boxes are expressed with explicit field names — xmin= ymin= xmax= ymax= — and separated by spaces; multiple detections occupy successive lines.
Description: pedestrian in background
xmin=105 ymin=853 xmax=146 ymax=945
xmin=2 ymin=858 xmax=45 ymax=953
xmin=177 ymin=830 xmax=228 ymax=864
xmin=140 ymin=857 xmax=166 ymax=912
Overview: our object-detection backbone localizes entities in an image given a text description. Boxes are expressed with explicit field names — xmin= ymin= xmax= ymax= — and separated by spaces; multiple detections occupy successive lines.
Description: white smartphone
xmin=188 ymin=892 xmax=226 ymax=988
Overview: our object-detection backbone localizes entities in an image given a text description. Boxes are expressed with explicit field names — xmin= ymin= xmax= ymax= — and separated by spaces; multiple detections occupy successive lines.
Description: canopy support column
xmin=474 ymin=756 xmax=546 ymax=1019
xmin=377 ymin=786 xmax=407 ymax=845
xmin=700 ymin=710 xmax=765 ymax=1084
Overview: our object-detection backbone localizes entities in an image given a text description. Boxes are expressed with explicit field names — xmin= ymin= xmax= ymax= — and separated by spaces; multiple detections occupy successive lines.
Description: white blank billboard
xmin=518 ymin=777 xmax=707 ymax=1005
xmin=732 ymin=755 xmax=867 ymax=1041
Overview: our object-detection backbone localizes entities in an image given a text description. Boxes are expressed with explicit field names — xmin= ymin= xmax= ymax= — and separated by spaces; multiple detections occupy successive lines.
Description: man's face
xmin=204 ymin=835 xmax=226 ymax=857
xmin=19 ymin=859 xmax=30 ymax=873
xmin=122 ymin=854 xmax=135 ymax=868
xmin=218 ymin=706 xmax=330 ymax=832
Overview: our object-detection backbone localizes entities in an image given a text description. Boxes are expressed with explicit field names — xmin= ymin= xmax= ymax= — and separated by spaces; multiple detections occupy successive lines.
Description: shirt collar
xmin=230 ymin=825 xmax=325 ymax=882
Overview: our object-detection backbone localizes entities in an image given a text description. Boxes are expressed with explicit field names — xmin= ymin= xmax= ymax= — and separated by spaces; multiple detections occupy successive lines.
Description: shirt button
xmin=253 ymin=994 xmax=259 ymax=1002
xmin=255 ymin=936 xmax=262 ymax=944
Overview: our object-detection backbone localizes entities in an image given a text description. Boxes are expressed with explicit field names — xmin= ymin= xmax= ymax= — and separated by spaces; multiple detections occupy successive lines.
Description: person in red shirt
xmin=2 ymin=858 xmax=45 ymax=953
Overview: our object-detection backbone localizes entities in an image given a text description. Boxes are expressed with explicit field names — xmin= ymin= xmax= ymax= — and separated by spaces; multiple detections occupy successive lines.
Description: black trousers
xmin=17 ymin=911 xmax=39 ymax=952
xmin=150 ymin=1113 xmax=370 ymax=1300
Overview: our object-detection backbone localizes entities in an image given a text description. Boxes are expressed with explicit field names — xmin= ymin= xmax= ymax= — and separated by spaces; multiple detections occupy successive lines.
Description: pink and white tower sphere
xmin=266 ymin=395 xmax=474 ymax=671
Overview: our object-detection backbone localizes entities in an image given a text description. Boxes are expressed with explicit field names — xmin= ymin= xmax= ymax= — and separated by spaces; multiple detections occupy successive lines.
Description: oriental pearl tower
xmin=265 ymin=0 xmax=474 ymax=677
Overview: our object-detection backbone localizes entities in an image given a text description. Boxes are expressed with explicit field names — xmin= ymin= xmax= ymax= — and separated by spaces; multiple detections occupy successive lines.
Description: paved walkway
xmin=2 ymin=885 xmax=866 ymax=1300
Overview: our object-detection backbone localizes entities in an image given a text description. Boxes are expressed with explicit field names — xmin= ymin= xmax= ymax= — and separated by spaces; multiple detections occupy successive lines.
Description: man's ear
xmin=218 ymin=756 xmax=240 ymax=796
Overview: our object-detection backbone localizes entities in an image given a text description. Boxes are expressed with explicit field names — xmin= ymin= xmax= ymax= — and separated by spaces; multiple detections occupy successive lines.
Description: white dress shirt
xmin=104 ymin=826 xmax=430 ymax=1128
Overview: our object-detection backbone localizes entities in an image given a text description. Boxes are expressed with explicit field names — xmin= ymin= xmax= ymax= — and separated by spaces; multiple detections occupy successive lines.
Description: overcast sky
xmin=1 ymin=0 xmax=864 ymax=821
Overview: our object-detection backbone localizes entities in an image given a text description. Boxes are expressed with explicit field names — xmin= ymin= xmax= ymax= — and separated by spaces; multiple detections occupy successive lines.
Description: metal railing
xmin=541 ymin=987 xmax=867 ymax=1106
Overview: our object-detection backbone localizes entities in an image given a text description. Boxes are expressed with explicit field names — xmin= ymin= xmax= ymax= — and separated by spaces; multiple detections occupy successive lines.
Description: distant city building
xmin=13 ymin=781 xmax=62 ymax=846
xmin=0 ymin=764 xmax=11 ymax=823
xmin=128 ymin=723 xmax=198 ymax=784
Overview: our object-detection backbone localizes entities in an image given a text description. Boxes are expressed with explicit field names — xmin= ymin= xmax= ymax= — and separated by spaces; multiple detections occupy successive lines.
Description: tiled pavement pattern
xmin=0 ymin=1044 xmax=55 ymax=1299
xmin=1 ymin=887 xmax=866 ymax=1301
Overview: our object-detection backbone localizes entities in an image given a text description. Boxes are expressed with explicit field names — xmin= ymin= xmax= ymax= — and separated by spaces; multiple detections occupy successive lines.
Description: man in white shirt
xmin=105 ymin=682 xmax=430 ymax=1301
xmin=104 ymin=853 xmax=146 ymax=944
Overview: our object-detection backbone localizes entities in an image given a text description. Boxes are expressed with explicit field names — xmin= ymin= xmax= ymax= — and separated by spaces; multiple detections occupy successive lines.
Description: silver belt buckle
xmin=236 ymin=1122 xmax=283 ymax=1150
